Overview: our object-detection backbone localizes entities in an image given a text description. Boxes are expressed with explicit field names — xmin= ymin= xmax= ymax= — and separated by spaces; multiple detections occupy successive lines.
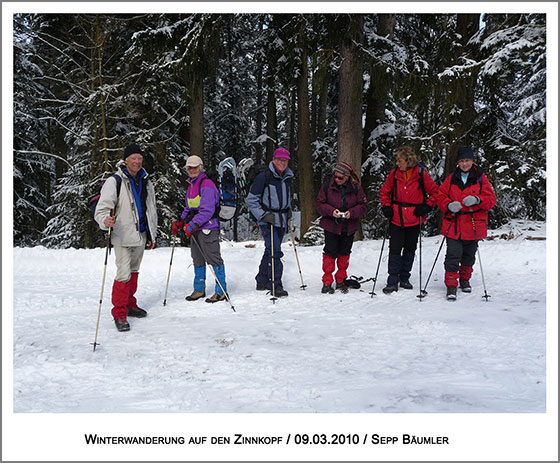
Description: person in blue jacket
xmin=246 ymin=147 xmax=294 ymax=297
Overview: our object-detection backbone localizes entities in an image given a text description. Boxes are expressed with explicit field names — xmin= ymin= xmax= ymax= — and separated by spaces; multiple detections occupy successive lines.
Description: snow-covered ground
xmin=11 ymin=220 xmax=548 ymax=414
xmin=4 ymin=219 xmax=557 ymax=461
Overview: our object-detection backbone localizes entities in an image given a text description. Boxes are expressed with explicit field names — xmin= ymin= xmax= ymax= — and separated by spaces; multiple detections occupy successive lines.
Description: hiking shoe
xmin=186 ymin=291 xmax=206 ymax=301
xmin=459 ymin=280 xmax=472 ymax=293
xmin=114 ymin=317 xmax=130 ymax=332
xmin=127 ymin=305 xmax=147 ymax=318
xmin=321 ymin=284 xmax=335 ymax=294
xmin=446 ymin=286 xmax=457 ymax=301
xmin=382 ymin=285 xmax=398 ymax=294
xmin=205 ymin=293 xmax=227 ymax=303
xmin=256 ymin=283 xmax=267 ymax=291
xmin=274 ymin=288 xmax=289 ymax=298
xmin=399 ymin=280 xmax=413 ymax=290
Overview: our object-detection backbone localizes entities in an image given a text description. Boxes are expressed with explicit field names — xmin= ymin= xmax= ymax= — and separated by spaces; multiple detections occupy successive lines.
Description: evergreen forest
xmin=13 ymin=13 xmax=546 ymax=248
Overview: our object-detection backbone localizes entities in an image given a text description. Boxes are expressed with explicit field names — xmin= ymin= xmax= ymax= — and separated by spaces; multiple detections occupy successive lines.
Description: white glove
xmin=448 ymin=201 xmax=462 ymax=213
xmin=463 ymin=195 xmax=480 ymax=207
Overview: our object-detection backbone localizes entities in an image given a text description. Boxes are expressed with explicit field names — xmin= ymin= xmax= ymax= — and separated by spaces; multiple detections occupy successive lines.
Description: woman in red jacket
xmin=379 ymin=146 xmax=439 ymax=294
xmin=437 ymin=146 xmax=496 ymax=300
xmin=315 ymin=161 xmax=368 ymax=294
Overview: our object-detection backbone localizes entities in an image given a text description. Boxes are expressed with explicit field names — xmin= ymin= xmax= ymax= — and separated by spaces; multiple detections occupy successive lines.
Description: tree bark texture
xmin=297 ymin=34 xmax=317 ymax=239
xmin=337 ymin=15 xmax=364 ymax=180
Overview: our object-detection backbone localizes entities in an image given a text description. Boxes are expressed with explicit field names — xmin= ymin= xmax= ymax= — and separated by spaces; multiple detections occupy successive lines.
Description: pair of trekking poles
xmin=162 ymin=217 xmax=306 ymax=307
xmin=369 ymin=211 xmax=490 ymax=300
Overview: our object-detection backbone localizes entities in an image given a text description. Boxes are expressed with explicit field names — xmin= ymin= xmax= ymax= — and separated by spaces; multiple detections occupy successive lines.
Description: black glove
xmin=262 ymin=212 xmax=275 ymax=224
xmin=413 ymin=204 xmax=432 ymax=217
xmin=382 ymin=206 xmax=394 ymax=219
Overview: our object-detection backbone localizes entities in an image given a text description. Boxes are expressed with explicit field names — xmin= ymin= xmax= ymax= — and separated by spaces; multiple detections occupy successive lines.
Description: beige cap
xmin=186 ymin=155 xmax=203 ymax=168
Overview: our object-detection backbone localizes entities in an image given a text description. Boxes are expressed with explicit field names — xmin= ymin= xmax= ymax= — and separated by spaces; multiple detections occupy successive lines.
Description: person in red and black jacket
xmin=436 ymin=146 xmax=496 ymax=300
xmin=379 ymin=146 xmax=439 ymax=294
xmin=315 ymin=161 xmax=368 ymax=294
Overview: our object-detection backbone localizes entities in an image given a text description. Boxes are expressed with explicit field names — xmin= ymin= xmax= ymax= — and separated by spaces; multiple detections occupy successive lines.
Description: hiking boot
xmin=127 ymin=305 xmax=147 ymax=318
xmin=382 ymin=285 xmax=398 ymax=294
xmin=256 ymin=283 xmax=267 ymax=291
xmin=186 ymin=291 xmax=205 ymax=301
xmin=205 ymin=293 xmax=227 ymax=303
xmin=321 ymin=284 xmax=334 ymax=294
xmin=114 ymin=317 xmax=130 ymax=332
xmin=274 ymin=288 xmax=289 ymax=298
xmin=459 ymin=280 xmax=472 ymax=293
xmin=399 ymin=280 xmax=413 ymax=290
xmin=446 ymin=286 xmax=457 ymax=301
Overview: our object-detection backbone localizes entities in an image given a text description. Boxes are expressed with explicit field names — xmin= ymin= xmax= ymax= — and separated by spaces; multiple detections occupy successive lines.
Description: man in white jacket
xmin=95 ymin=144 xmax=158 ymax=332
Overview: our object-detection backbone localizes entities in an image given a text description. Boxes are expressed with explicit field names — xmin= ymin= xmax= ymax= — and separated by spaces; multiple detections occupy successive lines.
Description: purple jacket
xmin=315 ymin=177 xmax=368 ymax=235
xmin=181 ymin=173 xmax=220 ymax=231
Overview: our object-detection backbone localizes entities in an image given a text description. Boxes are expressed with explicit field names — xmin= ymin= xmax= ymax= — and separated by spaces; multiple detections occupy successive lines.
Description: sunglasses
xmin=334 ymin=174 xmax=346 ymax=180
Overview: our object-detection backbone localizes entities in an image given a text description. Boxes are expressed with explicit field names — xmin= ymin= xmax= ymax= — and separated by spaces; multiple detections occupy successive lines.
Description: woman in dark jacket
xmin=436 ymin=146 xmax=496 ymax=300
xmin=315 ymin=161 xmax=368 ymax=294
xmin=379 ymin=145 xmax=439 ymax=294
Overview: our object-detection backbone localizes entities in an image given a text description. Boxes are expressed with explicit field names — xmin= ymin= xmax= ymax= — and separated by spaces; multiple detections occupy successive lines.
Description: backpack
xmin=190 ymin=157 xmax=239 ymax=223
xmin=390 ymin=162 xmax=429 ymax=206
xmin=89 ymin=174 xmax=122 ymax=228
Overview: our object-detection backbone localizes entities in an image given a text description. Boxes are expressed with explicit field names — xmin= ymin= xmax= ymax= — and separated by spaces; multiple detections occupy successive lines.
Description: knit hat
xmin=457 ymin=146 xmax=475 ymax=161
xmin=123 ymin=143 xmax=143 ymax=159
xmin=333 ymin=161 xmax=352 ymax=177
xmin=186 ymin=155 xmax=203 ymax=168
xmin=273 ymin=147 xmax=291 ymax=160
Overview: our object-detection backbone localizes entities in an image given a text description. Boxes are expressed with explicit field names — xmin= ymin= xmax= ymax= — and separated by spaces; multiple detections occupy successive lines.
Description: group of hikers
xmin=94 ymin=144 xmax=496 ymax=332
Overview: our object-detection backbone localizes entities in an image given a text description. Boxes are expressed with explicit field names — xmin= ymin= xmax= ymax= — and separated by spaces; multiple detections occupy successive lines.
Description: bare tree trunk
xmin=337 ymin=14 xmax=364 ymax=178
xmin=189 ymin=78 xmax=205 ymax=160
xmin=444 ymin=13 xmax=480 ymax=177
xmin=265 ymin=71 xmax=277 ymax=163
xmin=287 ymin=88 xmax=297 ymax=156
xmin=255 ymin=63 xmax=264 ymax=164
xmin=297 ymin=32 xmax=316 ymax=239
xmin=337 ymin=14 xmax=364 ymax=240
xmin=96 ymin=15 xmax=109 ymax=172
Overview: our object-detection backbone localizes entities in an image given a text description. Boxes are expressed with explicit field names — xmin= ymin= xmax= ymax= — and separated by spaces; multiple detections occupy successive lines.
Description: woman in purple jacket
xmin=315 ymin=162 xmax=368 ymax=294
xmin=172 ymin=155 xmax=228 ymax=303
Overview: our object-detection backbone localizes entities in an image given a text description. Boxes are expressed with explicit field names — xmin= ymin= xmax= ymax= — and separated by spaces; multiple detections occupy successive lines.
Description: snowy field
xmin=10 ymin=220 xmax=549 ymax=414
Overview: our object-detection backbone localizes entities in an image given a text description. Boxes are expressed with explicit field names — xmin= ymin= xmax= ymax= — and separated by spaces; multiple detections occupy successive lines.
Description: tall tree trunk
xmin=297 ymin=32 xmax=316 ymax=239
xmin=444 ymin=13 xmax=480 ymax=177
xmin=255 ymin=62 xmax=264 ymax=164
xmin=265 ymin=71 xmax=277 ymax=164
xmin=189 ymin=78 xmax=205 ymax=160
xmin=337 ymin=14 xmax=364 ymax=240
xmin=337 ymin=14 xmax=364 ymax=177
xmin=96 ymin=15 xmax=109 ymax=173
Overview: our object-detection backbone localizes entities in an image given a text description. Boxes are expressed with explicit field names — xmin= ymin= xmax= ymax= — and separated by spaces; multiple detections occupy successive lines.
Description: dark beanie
xmin=124 ymin=143 xmax=143 ymax=159
xmin=457 ymin=146 xmax=474 ymax=161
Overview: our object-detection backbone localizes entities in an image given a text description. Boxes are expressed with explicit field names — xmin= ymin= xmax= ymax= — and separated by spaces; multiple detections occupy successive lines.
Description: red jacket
xmin=379 ymin=165 xmax=439 ymax=228
xmin=436 ymin=166 xmax=497 ymax=240
xmin=315 ymin=177 xmax=368 ymax=235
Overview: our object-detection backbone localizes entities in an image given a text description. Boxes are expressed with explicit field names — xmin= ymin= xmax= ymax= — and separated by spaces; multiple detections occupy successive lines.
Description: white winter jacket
xmin=94 ymin=161 xmax=158 ymax=247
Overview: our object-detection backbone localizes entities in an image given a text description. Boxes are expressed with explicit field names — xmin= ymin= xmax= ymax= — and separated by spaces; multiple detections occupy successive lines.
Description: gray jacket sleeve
xmin=94 ymin=177 xmax=119 ymax=231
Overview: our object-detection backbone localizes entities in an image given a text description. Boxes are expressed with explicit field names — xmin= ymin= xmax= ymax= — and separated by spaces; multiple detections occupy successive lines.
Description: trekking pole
xmin=469 ymin=207 xmax=490 ymax=301
xmin=162 ymin=232 xmax=177 ymax=306
xmin=288 ymin=217 xmax=307 ymax=290
xmin=370 ymin=222 xmax=389 ymax=297
xmin=190 ymin=233 xmax=236 ymax=312
xmin=416 ymin=216 xmax=424 ymax=300
xmin=269 ymin=223 xmax=278 ymax=303
xmin=420 ymin=216 xmax=454 ymax=296
xmin=92 ymin=209 xmax=114 ymax=352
